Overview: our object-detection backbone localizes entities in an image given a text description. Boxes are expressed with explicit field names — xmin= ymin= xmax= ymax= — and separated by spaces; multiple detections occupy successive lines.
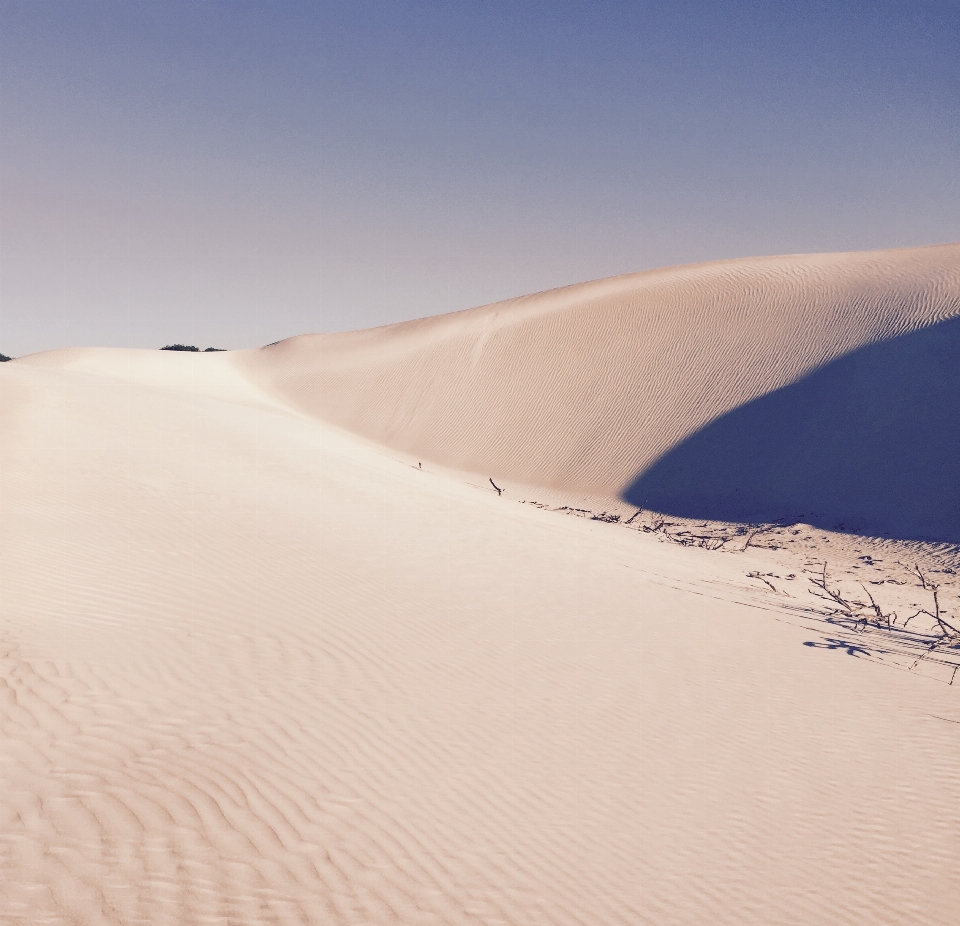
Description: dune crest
xmin=4 ymin=247 xmax=960 ymax=924
xmin=246 ymin=244 xmax=960 ymax=511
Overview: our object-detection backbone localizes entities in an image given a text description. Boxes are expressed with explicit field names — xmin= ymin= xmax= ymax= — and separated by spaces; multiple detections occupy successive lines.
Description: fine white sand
xmin=2 ymin=244 xmax=960 ymax=924
xmin=259 ymin=244 xmax=960 ymax=499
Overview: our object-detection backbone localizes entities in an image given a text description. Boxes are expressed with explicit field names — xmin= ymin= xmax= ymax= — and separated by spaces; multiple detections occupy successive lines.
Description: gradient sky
xmin=1 ymin=0 xmax=958 ymax=356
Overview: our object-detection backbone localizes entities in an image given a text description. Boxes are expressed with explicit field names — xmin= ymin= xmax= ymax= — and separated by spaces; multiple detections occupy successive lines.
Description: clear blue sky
xmin=2 ymin=1 xmax=958 ymax=355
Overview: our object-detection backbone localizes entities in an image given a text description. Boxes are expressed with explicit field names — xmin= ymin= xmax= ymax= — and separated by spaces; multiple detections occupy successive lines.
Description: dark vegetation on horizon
xmin=1 ymin=348 xmax=228 ymax=360
xmin=161 ymin=345 xmax=226 ymax=352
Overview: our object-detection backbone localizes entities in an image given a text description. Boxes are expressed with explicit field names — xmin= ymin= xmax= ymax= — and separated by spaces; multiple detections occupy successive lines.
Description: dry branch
xmin=808 ymin=562 xmax=868 ymax=627
xmin=747 ymin=571 xmax=778 ymax=593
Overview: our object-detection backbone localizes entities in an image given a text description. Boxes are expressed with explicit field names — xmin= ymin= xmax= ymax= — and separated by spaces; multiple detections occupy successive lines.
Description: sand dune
xmin=629 ymin=313 xmax=960 ymax=541
xmin=251 ymin=243 xmax=960 ymax=532
xmin=3 ymin=246 xmax=960 ymax=924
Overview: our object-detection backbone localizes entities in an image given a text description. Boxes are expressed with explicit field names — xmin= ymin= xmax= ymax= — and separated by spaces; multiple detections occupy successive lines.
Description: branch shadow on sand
xmin=624 ymin=316 xmax=960 ymax=544
xmin=800 ymin=615 xmax=960 ymax=686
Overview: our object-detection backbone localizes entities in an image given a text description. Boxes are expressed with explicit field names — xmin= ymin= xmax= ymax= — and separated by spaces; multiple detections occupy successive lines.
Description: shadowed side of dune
xmin=624 ymin=316 xmax=960 ymax=543
xmin=245 ymin=245 xmax=960 ymax=500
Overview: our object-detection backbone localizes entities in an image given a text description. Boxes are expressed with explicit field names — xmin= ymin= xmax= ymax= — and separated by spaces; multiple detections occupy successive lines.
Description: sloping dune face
xmin=7 ymin=254 xmax=960 ymax=925
xmin=250 ymin=244 xmax=960 ymax=514
xmin=626 ymin=315 xmax=960 ymax=541
xmin=5 ymin=345 xmax=960 ymax=926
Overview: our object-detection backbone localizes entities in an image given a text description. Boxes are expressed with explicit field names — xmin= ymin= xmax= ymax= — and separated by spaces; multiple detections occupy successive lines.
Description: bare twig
xmin=808 ymin=562 xmax=866 ymax=626
xmin=859 ymin=582 xmax=897 ymax=629
xmin=899 ymin=566 xmax=960 ymax=639
xmin=489 ymin=478 xmax=502 ymax=496
xmin=910 ymin=587 xmax=960 ymax=639
xmin=748 ymin=571 xmax=778 ymax=593
xmin=704 ymin=535 xmax=730 ymax=551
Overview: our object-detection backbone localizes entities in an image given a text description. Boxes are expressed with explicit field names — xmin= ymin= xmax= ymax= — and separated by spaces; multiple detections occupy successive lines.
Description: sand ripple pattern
xmin=254 ymin=244 xmax=960 ymax=495
xmin=3 ymin=247 xmax=960 ymax=924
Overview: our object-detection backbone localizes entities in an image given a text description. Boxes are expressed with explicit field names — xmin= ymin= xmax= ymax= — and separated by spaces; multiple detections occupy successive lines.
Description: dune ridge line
xmin=244 ymin=244 xmax=960 ymax=503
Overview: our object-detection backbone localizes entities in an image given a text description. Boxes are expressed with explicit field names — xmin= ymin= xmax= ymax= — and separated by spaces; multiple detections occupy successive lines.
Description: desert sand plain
xmin=2 ymin=243 xmax=960 ymax=924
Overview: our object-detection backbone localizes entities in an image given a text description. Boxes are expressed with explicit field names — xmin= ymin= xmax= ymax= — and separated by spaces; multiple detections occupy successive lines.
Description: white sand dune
xmin=2 ymin=245 xmax=960 ymax=924
xmin=258 ymin=243 xmax=960 ymax=489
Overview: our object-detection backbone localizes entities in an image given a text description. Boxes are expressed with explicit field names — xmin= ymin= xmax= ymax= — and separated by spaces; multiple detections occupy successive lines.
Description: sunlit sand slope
xmin=251 ymin=244 xmax=960 ymax=504
xmin=2 ymin=348 xmax=960 ymax=924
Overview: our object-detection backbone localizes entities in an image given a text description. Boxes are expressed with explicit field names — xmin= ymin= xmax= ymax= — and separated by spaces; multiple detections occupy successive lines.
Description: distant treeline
xmin=0 ymin=347 xmax=228 ymax=359
xmin=1 ymin=348 xmax=230 ymax=360
xmin=161 ymin=345 xmax=226 ymax=352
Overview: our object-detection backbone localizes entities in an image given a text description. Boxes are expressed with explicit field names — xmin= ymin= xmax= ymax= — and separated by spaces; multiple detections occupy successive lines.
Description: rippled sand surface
xmin=3 ymin=245 xmax=960 ymax=924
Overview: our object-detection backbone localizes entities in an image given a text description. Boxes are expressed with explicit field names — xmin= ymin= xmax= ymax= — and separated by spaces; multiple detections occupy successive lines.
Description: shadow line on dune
xmin=623 ymin=316 xmax=960 ymax=544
